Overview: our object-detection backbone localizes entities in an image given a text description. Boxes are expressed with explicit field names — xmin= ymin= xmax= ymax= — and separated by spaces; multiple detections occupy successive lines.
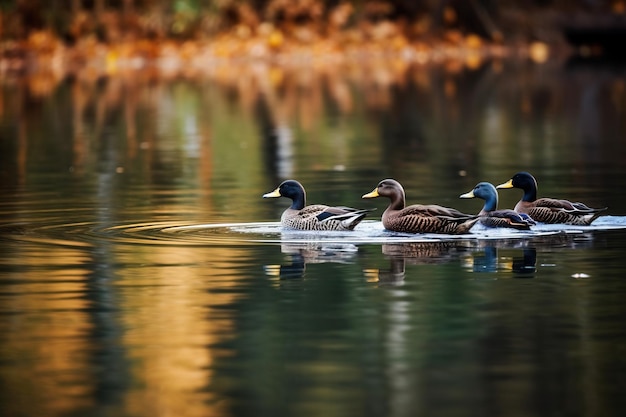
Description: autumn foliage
xmin=1 ymin=0 xmax=620 ymax=73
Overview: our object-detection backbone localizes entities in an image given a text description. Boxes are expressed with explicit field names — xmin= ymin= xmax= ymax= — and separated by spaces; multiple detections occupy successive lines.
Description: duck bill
xmin=362 ymin=189 xmax=379 ymax=199
xmin=496 ymin=179 xmax=514 ymax=189
xmin=459 ymin=190 xmax=475 ymax=199
xmin=263 ymin=188 xmax=281 ymax=198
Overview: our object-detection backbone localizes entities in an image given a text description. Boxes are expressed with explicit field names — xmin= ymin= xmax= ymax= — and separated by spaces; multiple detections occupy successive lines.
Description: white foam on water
xmin=224 ymin=219 xmax=594 ymax=244
xmin=4 ymin=215 xmax=624 ymax=248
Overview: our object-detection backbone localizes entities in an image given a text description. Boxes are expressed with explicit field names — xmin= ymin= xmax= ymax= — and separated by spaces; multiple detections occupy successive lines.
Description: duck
xmin=495 ymin=172 xmax=607 ymax=225
xmin=459 ymin=181 xmax=536 ymax=230
xmin=263 ymin=180 xmax=371 ymax=231
xmin=362 ymin=179 xmax=479 ymax=234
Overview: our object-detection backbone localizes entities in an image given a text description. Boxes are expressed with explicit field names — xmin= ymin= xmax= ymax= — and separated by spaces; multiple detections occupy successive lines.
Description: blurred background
xmin=2 ymin=0 xmax=625 ymax=74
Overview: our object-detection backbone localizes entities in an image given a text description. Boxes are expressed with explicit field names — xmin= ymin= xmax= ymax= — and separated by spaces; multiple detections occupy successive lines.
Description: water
xmin=2 ymin=59 xmax=626 ymax=417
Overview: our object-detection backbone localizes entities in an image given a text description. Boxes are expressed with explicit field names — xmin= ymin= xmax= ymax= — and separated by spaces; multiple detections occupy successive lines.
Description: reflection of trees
xmin=0 ymin=245 xmax=96 ymax=416
xmin=110 ymin=245 xmax=246 ymax=417
xmin=0 ymin=236 xmax=251 ymax=416
xmin=2 ymin=58 xmax=625 ymax=215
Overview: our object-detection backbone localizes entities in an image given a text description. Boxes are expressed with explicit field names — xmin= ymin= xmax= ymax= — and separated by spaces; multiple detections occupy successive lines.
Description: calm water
xmin=2 ymin=59 xmax=626 ymax=417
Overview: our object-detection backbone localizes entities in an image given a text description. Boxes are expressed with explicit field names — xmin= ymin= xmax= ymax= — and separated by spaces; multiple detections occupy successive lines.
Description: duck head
xmin=263 ymin=180 xmax=306 ymax=210
xmin=460 ymin=182 xmax=499 ymax=212
xmin=496 ymin=172 xmax=538 ymax=202
xmin=362 ymin=179 xmax=406 ymax=210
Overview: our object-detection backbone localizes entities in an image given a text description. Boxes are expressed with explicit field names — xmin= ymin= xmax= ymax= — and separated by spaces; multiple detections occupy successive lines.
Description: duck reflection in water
xmin=463 ymin=231 xmax=597 ymax=276
xmin=363 ymin=257 xmax=406 ymax=285
xmin=462 ymin=244 xmax=537 ymax=276
xmin=264 ymin=241 xmax=359 ymax=280
xmin=511 ymin=247 xmax=537 ymax=275
xmin=364 ymin=241 xmax=469 ymax=285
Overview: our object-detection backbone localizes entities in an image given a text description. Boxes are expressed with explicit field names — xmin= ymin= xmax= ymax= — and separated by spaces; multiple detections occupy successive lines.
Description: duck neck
xmin=290 ymin=191 xmax=306 ymax=210
xmin=521 ymin=187 xmax=537 ymax=202
xmin=482 ymin=194 xmax=498 ymax=213
xmin=388 ymin=190 xmax=406 ymax=211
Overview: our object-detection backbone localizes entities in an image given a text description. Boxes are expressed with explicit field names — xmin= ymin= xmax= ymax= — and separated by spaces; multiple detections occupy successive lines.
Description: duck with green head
xmin=460 ymin=182 xmax=536 ymax=230
xmin=263 ymin=180 xmax=372 ymax=231
xmin=496 ymin=172 xmax=607 ymax=225
xmin=362 ymin=179 xmax=479 ymax=234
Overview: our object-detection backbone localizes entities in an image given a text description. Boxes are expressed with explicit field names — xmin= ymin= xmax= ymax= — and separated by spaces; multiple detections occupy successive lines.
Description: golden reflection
xmin=112 ymin=245 xmax=247 ymax=417
xmin=0 ymin=234 xmax=255 ymax=417
xmin=0 ymin=246 xmax=94 ymax=417
xmin=528 ymin=41 xmax=550 ymax=64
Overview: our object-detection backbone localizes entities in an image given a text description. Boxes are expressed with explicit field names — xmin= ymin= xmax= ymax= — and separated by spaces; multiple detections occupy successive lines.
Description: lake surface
xmin=2 ymin=58 xmax=626 ymax=417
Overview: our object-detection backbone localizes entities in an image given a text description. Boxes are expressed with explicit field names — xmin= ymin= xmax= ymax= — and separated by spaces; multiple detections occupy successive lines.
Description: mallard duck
xmin=263 ymin=180 xmax=371 ymax=231
xmin=362 ymin=179 xmax=479 ymax=234
xmin=496 ymin=172 xmax=607 ymax=225
xmin=460 ymin=182 xmax=536 ymax=230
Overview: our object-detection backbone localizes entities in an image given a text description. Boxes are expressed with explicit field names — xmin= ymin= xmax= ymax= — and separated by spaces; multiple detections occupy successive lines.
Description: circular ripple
xmin=1 ymin=216 xmax=625 ymax=249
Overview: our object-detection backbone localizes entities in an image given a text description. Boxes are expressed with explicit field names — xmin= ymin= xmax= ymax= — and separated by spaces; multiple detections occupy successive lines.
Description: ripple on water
xmin=0 ymin=216 xmax=626 ymax=249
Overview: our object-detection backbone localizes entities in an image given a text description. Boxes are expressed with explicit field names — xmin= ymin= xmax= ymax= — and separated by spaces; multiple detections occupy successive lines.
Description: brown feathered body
xmin=381 ymin=204 xmax=478 ymax=234
xmin=514 ymin=199 xmax=604 ymax=225
xmin=496 ymin=172 xmax=606 ymax=226
xmin=363 ymin=179 xmax=479 ymax=235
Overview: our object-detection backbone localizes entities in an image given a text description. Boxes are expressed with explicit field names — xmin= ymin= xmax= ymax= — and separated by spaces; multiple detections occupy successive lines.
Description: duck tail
xmin=456 ymin=217 xmax=480 ymax=234
xmin=517 ymin=213 xmax=537 ymax=225
xmin=507 ymin=221 xmax=533 ymax=230
xmin=586 ymin=208 xmax=608 ymax=225
xmin=318 ymin=208 xmax=372 ymax=229
xmin=508 ymin=213 xmax=536 ymax=229
xmin=341 ymin=211 xmax=369 ymax=230
xmin=466 ymin=217 xmax=481 ymax=228
xmin=569 ymin=203 xmax=608 ymax=214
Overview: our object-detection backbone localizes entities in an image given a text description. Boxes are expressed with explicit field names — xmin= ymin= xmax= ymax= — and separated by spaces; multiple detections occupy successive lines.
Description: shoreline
xmin=1 ymin=31 xmax=553 ymax=79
